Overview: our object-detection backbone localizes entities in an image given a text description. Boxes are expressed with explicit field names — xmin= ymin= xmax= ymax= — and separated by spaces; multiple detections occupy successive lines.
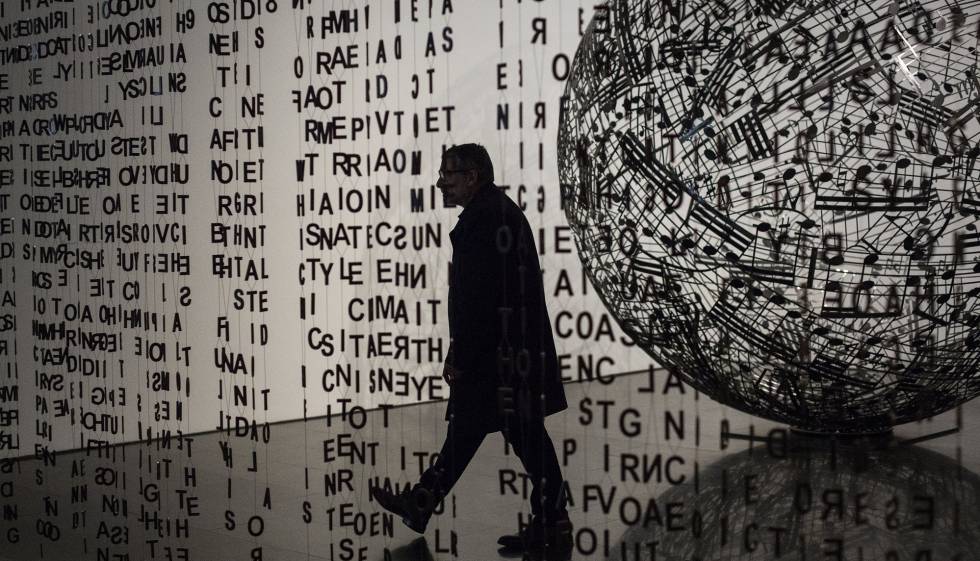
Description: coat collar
xmin=451 ymin=182 xmax=495 ymax=243
xmin=457 ymin=181 xmax=495 ymax=223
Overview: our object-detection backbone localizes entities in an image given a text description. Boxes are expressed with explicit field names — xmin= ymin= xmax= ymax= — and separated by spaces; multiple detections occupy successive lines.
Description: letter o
xmin=575 ymin=528 xmax=596 ymax=555
xmin=102 ymin=195 xmax=119 ymax=214
xmin=618 ymin=227 xmax=639 ymax=257
xmin=619 ymin=497 xmax=641 ymax=525
xmin=347 ymin=406 xmax=367 ymax=429
xmin=576 ymin=312 xmax=593 ymax=338
xmin=552 ymin=53 xmax=570 ymax=81
xmin=248 ymin=515 xmax=264 ymax=537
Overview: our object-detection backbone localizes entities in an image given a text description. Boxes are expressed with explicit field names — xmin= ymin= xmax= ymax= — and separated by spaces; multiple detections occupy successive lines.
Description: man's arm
xmin=448 ymin=217 xmax=509 ymax=377
xmin=443 ymin=343 xmax=461 ymax=384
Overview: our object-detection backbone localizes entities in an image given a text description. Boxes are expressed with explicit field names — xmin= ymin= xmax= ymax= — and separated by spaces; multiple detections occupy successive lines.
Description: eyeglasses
xmin=438 ymin=168 xmax=473 ymax=179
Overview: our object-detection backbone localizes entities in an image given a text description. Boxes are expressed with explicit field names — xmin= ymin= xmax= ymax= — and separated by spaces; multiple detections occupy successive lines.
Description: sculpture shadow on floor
xmin=609 ymin=435 xmax=980 ymax=560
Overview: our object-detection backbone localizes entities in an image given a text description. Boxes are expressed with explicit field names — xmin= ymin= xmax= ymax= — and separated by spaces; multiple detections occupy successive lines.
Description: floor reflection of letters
xmin=610 ymin=438 xmax=980 ymax=561
xmin=4 ymin=384 xmax=977 ymax=561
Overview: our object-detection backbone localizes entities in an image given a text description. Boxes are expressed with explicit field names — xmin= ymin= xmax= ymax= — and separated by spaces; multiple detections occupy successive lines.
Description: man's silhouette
xmin=371 ymin=144 xmax=571 ymax=557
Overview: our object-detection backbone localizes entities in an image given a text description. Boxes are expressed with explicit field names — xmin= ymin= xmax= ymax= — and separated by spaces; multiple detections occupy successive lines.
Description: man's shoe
xmin=525 ymin=518 xmax=573 ymax=561
xmin=497 ymin=515 xmax=572 ymax=554
xmin=496 ymin=524 xmax=529 ymax=550
xmin=371 ymin=484 xmax=437 ymax=533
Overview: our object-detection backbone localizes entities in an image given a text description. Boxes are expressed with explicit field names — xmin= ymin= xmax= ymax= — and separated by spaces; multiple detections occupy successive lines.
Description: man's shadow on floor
xmin=386 ymin=537 xmax=435 ymax=561
xmin=385 ymin=536 xmax=569 ymax=561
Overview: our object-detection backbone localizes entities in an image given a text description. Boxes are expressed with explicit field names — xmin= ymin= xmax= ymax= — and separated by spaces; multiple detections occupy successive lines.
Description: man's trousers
xmin=418 ymin=411 xmax=568 ymax=521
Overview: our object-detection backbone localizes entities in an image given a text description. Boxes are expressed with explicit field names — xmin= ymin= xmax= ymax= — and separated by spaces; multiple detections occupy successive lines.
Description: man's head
xmin=438 ymin=144 xmax=494 ymax=208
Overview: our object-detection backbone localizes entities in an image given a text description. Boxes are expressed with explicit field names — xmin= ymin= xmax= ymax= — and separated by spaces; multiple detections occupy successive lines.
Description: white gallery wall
xmin=0 ymin=0 xmax=657 ymax=457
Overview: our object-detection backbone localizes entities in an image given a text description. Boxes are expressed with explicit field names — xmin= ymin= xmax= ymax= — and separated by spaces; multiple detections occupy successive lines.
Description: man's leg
xmin=373 ymin=413 xmax=487 ymax=533
xmin=499 ymin=415 xmax=571 ymax=557
xmin=504 ymin=416 xmax=567 ymax=520
xmin=418 ymin=416 xmax=487 ymax=499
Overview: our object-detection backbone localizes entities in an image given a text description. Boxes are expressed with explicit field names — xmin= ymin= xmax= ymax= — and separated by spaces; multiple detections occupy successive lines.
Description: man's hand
xmin=443 ymin=361 xmax=463 ymax=385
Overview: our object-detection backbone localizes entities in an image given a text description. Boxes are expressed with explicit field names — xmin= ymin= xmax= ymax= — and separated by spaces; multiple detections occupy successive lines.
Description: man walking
xmin=371 ymin=144 xmax=572 ymax=558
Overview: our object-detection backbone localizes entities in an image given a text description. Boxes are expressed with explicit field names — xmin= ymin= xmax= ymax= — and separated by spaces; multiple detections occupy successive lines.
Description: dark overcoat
xmin=446 ymin=183 xmax=567 ymax=433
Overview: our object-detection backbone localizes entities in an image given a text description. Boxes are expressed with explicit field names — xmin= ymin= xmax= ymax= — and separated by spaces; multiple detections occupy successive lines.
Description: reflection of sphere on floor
xmin=558 ymin=0 xmax=980 ymax=431
xmin=608 ymin=441 xmax=980 ymax=560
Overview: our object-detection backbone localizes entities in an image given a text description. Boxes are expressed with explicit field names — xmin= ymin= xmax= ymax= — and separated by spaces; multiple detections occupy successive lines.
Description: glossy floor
xmin=2 ymin=372 xmax=979 ymax=561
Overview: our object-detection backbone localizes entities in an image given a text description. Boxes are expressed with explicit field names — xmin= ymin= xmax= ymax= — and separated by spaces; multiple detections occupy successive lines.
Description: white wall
xmin=0 ymin=0 xmax=656 ymax=457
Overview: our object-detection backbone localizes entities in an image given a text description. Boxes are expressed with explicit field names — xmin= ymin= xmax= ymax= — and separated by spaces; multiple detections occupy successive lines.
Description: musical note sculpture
xmin=559 ymin=0 xmax=980 ymax=432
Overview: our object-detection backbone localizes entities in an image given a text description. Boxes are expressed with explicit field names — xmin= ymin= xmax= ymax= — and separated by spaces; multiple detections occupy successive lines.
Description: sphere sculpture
xmin=558 ymin=0 xmax=980 ymax=432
